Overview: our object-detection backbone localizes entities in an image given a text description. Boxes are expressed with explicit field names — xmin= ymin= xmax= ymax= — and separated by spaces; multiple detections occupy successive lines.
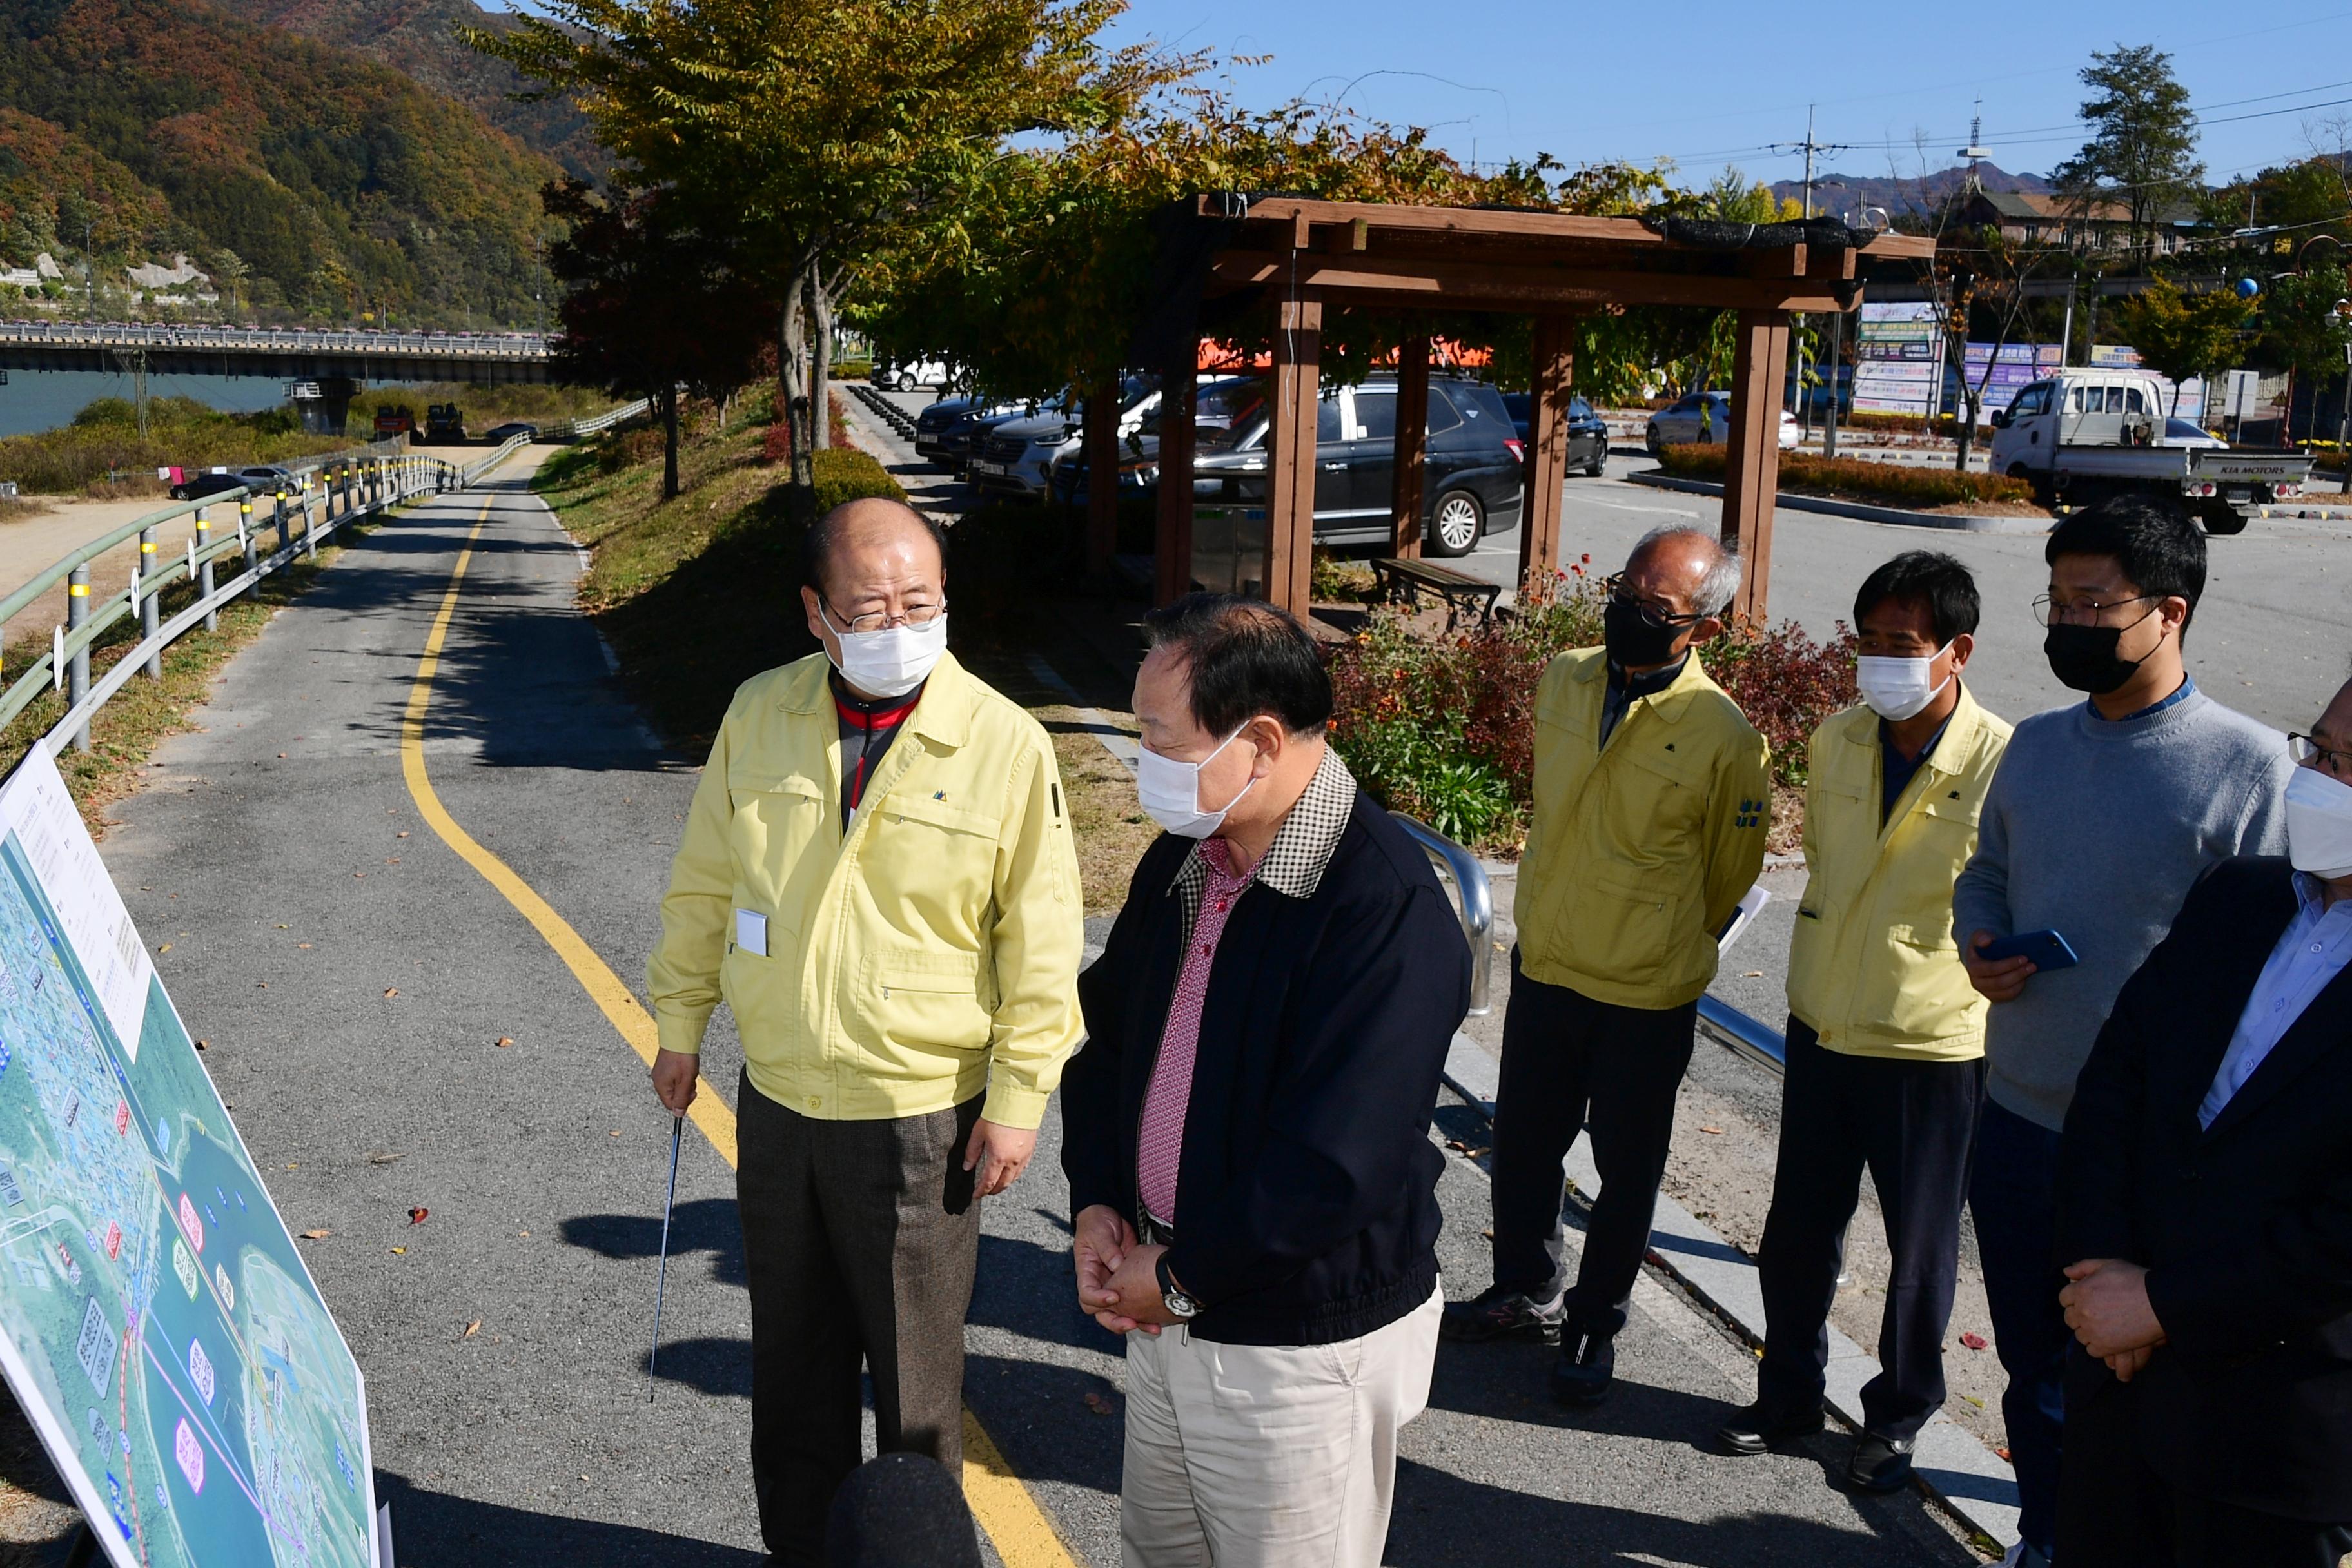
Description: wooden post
xmin=1721 ymin=308 xmax=1792 ymax=626
xmin=1084 ymin=371 xmax=1119 ymax=576
xmin=1267 ymin=288 xmax=1322 ymax=614
xmin=1154 ymin=339 xmax=1197 ymax=605
xmin=1390 ymin=333 xmax=1431 ymax=557
xmin=1518 ymin=314 xmax=1576 ymax=585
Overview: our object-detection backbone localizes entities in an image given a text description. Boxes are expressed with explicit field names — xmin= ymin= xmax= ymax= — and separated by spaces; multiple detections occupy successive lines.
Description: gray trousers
xmin=736 ymin=1072 xmax=982 ymax=1565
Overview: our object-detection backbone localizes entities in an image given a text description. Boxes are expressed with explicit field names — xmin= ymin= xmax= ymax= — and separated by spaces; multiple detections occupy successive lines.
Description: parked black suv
xmin=1499 ymin=393 xmax=1608 ymax=475
xmin=1050 ymin=375 xmax=1524 ymax=558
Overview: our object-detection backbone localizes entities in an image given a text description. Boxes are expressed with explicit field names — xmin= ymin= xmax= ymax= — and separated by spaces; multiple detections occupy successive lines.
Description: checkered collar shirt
xmin=1168 ymin=745 xmax=1357 ymax=937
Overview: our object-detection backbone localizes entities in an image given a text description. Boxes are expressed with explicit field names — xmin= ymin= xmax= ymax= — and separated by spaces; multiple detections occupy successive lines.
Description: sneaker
xmin=1843 ymin=1431 xmax=1916 ymax=1493
xmin=1549 ymin=1326 xmax=1616 ymax=1406
xmin=1713 ymin=1398 xmax=1827 ymax=1456
xmin=1439 ymin=1284 xmax=1564 ymax=1344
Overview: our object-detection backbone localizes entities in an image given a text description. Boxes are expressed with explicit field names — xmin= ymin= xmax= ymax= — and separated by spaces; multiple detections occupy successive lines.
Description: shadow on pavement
xmin=376 ymin=1470 xmax=767 ymax=1567
xmin=562 ymin=1197 xmax=747 ymax=1289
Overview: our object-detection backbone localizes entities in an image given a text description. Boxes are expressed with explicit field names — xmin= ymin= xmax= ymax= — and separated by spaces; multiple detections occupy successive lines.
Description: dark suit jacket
xmin=2059 ymin=855 xmax=2352 ymax=1519
xmin=1061 ymin=789 xmax=1469 ymax=1347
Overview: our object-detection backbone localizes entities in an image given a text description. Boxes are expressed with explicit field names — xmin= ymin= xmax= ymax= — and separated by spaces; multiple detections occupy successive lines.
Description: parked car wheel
xmin=1427 ymin=489 xmax=1484 ymax=557
xmin=2197 ymin=503 xmax=2248 ymax=537
xmin=1583 ymin=451 xmax=1607 ymax=477
xmin=1645 ymin=424 xmax=1663 ymax=457
xmin=896 ymin=372 xmax=918 ymax=391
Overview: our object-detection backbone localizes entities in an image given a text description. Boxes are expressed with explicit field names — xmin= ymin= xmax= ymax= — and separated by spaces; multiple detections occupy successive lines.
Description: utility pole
xmin=1772 ymin=107 xmax=1849 ymax=220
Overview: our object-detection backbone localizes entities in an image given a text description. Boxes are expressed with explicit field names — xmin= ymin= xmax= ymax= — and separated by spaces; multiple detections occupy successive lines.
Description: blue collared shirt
xmin=2199 ymin=872 xmax=2352 ymax=1128
xmin=2093 ymin=675 xmax=2198 ymax=724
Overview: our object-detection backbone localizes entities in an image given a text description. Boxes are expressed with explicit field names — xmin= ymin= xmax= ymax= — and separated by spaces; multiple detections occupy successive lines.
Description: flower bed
xmin=1653 ymin=444 xmax=2034 ymax=511
xmin=1326 ymin=569 xmax=1856 ymax=855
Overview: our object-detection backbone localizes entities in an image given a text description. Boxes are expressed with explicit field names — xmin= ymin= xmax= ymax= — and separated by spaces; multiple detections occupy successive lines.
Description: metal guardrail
xmin=0 ymin=320 xmax=549 ymax=360
xmin=1697 ymin=994 xmax=1787 ymax=1074
xmin=1391 ymin=814 xmax=1494 ymax=1017
xmin=8 ymin=398 xmax=643 ymax=759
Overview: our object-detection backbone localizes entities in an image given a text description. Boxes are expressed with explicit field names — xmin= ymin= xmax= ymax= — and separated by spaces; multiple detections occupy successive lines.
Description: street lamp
xmin=2336 ymin=296 xmax=2351 ymax=496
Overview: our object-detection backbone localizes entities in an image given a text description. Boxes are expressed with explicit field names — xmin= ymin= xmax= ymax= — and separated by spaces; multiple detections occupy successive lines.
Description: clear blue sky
xmin=1099 ymin=1 xmax=2352 ymax=200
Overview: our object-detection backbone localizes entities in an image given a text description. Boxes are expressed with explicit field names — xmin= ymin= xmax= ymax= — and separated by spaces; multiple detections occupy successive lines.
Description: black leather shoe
xmin=1713 ymin=1399 xmax=1827 ymax=1456
xmin=1549 ymin=1327 xmax=1615 ymax=1406
xmin=1440 ymin=1284 xmax=1564 ymax=1344
xmin=1844 ymin=1432 xmax=1916 ymax=1493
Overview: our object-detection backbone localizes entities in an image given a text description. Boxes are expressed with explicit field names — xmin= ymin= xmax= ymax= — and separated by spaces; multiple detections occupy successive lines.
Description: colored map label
xmin=173 ymin=1418 xmax=204 ymax=1494
xmin=172 ymin=1241 xmax=198 ymax=1300
xmin=74 ymin=1298 xmax=115 ymax=1398
xmin=177 ymin=1193 xmax=203 ymax=1253
xmin=211 ymin=1264 xmax=231 ymax=1311
xmin=188 ymin=1339 xmax=214 ymax=1407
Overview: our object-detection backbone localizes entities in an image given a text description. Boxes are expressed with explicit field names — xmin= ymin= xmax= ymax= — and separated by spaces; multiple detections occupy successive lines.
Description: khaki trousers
xmin=1119 ymin=1286 xmax=1442 ymax=1568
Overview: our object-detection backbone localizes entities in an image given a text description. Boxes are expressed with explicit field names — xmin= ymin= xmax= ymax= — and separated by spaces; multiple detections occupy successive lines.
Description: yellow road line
xmin=400 ymin=495 xmax=1079 ymax=1568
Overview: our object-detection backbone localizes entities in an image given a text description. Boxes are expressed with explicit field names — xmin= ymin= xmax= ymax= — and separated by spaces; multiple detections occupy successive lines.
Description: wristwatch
xmin=1155 ymin=1255 xmax=1201 ymax=1320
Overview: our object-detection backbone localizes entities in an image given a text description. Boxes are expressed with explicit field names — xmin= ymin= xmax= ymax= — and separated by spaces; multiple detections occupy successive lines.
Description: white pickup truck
xmin=1988 ymin=368 xmax=2311 ymax=534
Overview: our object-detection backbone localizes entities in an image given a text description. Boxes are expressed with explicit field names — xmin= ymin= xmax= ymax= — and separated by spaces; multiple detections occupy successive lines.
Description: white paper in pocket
xmin=734 ymin=908 xmax=770 ymax=957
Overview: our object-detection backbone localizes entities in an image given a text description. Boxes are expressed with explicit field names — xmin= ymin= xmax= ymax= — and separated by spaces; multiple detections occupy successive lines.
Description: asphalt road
xmin=91 ymin=450 xmax=1985 ymax=1564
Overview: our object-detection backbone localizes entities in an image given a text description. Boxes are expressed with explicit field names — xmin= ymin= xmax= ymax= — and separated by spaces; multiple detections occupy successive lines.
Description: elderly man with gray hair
xmin=1443 ymin=525 xmax=1771 ymax=1407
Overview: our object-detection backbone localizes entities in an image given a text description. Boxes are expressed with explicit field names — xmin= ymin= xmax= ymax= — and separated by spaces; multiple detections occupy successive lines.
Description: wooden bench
xmin=1369 ymin=556 xmax=1502 ymax=630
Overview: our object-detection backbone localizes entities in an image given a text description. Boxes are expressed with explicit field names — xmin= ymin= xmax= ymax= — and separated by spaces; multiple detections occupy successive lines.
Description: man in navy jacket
xmin=1061 ymin=593 xmax=1469 ymax=1568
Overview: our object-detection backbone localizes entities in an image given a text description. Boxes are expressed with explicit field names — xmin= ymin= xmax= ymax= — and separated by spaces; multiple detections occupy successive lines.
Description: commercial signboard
xmin=0 ymin=747 xmax=379 ymax=1567
xmin=2088 ymin=344 xmax=2207 ymax=420
xmin=1854 ymin=304 xmax=1945 ymax=416
xmin=1958 ymin=343 xmax=2064 ymax=414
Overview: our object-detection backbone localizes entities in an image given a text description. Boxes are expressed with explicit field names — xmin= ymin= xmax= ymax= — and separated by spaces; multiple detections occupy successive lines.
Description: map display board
xmin=1852 ymin=303 xmax=1944 ymax=416
xmin=0 ymin=746 xmax=377 ymax=1568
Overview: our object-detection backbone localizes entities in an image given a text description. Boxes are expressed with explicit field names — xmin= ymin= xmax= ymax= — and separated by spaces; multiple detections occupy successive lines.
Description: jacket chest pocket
xmin=728 ymin=774 xmax=830 ymax=934
xmin=1603 ymin=748 xmax=1704 ymax=846
xmin=861 ymin=790 xmax=1003 ymax=929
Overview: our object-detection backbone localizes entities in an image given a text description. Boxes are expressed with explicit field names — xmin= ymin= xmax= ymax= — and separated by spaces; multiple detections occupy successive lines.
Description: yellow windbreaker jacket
xmin=647 ymin=650 xmax=1083 ymax=1128
xmin=1786 ymin=687 xmax=2011 ymax=1059
xmin=1515 ymin=647 xmax=1772 ymax=1010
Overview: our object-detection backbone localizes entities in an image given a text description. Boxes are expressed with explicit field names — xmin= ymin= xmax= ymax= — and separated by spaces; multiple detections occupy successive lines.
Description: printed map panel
xmin=0 ymin=746 xmax=375 ymax=1568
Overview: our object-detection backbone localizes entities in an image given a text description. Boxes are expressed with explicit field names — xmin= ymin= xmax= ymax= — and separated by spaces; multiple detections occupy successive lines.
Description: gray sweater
xmin=1952 ymin=687 xmax=2291 ymax=1130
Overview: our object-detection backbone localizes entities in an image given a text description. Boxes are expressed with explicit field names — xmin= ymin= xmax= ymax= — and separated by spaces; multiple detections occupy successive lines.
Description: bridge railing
xmin=2 ymin=443 xmax=484 ymax=758
xmin=0 ymin=320 xmax=551 ymax=359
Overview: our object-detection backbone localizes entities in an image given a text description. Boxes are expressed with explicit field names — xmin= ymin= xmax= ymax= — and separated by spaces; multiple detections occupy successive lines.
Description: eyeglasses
xmin=2289 ymin=733 xmax=2352 ymax=778
xmin=1602 ymin=574 xmax=1702 ymax=629
xmin=2031 ymin=593 xmax=2160 ymax=629
xmin=824 ymin=598 xmax=945 ymax=636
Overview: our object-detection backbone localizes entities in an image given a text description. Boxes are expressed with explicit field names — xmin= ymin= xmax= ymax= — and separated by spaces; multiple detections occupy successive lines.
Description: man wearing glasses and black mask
xmin=1443 ymin=525 xmax=1770 ymax=1410
xmin=1952 ymin=494 xmax=2291 ymax=1568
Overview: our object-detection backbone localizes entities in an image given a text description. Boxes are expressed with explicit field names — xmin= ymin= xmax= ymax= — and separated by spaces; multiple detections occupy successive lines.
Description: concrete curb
xmin=1627 ymin=470 xmax=2052 ymax=536
xmin=1440 ymin=1036 xmax=2021 ymax=1555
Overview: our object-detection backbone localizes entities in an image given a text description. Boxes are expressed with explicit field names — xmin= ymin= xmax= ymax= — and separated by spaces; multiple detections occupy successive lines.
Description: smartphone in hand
xmin=1978 ymin=929 xmax=2080 ymax=972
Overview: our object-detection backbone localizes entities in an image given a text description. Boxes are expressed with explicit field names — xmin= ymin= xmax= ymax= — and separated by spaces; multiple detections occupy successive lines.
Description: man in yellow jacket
xmin=1714 ymin=551 xmax=2009 ymax=1496
xmin=646 ymin=498 xmax=1083 ymax=1566
xmin=1444 ymin=525 xmax=1771 ymax=1409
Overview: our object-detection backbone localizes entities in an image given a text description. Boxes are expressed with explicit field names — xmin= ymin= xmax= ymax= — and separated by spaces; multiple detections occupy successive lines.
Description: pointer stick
xmin=648 ymin=1113 xmax=683 ymax=1403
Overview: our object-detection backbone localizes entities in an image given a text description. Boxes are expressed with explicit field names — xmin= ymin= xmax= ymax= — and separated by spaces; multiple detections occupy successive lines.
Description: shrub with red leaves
xmin=1327 ymin=556 xmax=1854 ymax=854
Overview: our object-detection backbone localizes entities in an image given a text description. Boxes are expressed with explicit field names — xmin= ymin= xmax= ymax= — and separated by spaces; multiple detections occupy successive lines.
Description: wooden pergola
xmin=1095 ymin=196 xmax=1934 ymax=624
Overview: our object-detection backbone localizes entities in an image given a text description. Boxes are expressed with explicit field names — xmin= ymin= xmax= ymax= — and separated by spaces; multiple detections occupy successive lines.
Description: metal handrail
xmin=1389 ymin=814 xmax=1494 ymax=1017
xmin=1696 ymin=995 xmax=1787 ymax=1074
xmin=0 ymin=320 xmax=551 ymax=358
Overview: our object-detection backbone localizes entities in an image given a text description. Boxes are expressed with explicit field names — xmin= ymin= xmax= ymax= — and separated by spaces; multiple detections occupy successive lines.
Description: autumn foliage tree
xmin=2112 ymin=279 xmax=2254 ymax=418
xmin=542 ymin=180 xmax=771 ymax=498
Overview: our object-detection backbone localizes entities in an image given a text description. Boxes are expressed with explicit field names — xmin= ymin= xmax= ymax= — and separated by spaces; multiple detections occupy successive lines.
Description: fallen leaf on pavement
xmin=275 ymin=924 xmax=290 ymax=930
xmin=1995 ymin=1447 xmax=2011 ymax=1462
xmin=461 ymin=1320 xmax=481 ymax=1340
xmin=407 ymin=1208 xmax=429 ymax=1224
xmin=608 ymin=1130 xmax=621 ymax=1137
xmin=382 ymin=988 xmax=398 ymax=997
xmin=276 ymin=753 xmax=286 ymax=759
xmin=495 ymin=1037 xmax=513 ymax=1048
xmin=1960 ymin=1331 xmax=1988 ymax=1351
xmin=389 ymin=1246 xmax=406 ymax=1255
xmin=353 ymin=872 xmax=366 ymax=879
xmin=1700 ymin=1126 xmax=1725 ymax=1135
xmin=296 ymin=943 xmax=311 ymax=950
xmin=158 ymin=943 xmax=172 ymax=954
xmin=299 ymin=1229 xmax=329 ymax=1240
xmin=1742 ymin=970 xmax=1763 ymax=978
xmin=396 ymin=831 xmax=409 ymax=839
xmin=194 ymin=1040 xmax=208 ymax=1051
xmin=368 ymin=1152 xmax=406 ymax=1166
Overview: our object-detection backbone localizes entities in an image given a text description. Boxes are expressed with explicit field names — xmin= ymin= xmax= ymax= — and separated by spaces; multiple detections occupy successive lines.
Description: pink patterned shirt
xmin=1135 ymin=836 xmax=1257 ymax=1226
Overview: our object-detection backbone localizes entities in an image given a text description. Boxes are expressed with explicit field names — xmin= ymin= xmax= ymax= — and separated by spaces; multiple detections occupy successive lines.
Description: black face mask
xmin=2043 ymin=622 xmax=2144 ymax=694
xmin=1603 ymin=596 xmax=1686 ymax=671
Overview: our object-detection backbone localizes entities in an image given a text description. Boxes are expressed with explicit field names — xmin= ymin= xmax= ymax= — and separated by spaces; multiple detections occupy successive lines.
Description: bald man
xmin=1444 ymin=525 xmax=1770 ymax=1408
xmin=649 ymin=498 xmax=1084 ymax=1565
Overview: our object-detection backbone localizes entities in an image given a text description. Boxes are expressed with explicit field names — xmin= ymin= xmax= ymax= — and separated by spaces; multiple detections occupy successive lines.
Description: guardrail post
xmin=274 ymin=493 xmax=291 ymax=554
xmin=239 ymin=501 xmax=258 ymax=597
xmin=138 ymin=527 xmax=162 ymax=680
xmin=65 ymin=565 xmax=89 ymax=753
xmin=303 ymin=485 xmax=318 ymax=560
xmin=196 ymin=508 xmax=219 ymax=632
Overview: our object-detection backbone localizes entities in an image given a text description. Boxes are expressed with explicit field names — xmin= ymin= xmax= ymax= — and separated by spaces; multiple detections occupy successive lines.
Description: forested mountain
xmin=1767 ymin=162 xmax=2053 ymax=219
xmin=208 ymin=0 xmax=605 ymax=184
xmin=0 ymin=0 xmax=561 ymax=326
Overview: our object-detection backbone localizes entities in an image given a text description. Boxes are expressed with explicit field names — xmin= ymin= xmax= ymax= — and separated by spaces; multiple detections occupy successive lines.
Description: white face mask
xmin=823 ymin=608 xmax=947 ymax=698
xmin=1136 ymin=727 xmax=1256 ymax=839
xmin=1856 ymin=643 xmax=1954 ymax=722
xmin=2285 ymin=765 xmax=2352 ymax=881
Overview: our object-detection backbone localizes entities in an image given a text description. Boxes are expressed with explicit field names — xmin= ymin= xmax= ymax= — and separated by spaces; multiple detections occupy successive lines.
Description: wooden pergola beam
xmin=1154 ymin=339 xmax=1195 ymax=605
xmin=1389 ymin=333 xmax=1429 ymax=558
xmin=1207 ymin=253 xmax=1856 ymax=313
xmin=1266 ymin=288 xmax=1322 ymax=616
xmin=1721 ymin=309 xmax=1791 ymax=627
xmin=1518 ymin=315 xmax=1576 ymax=583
